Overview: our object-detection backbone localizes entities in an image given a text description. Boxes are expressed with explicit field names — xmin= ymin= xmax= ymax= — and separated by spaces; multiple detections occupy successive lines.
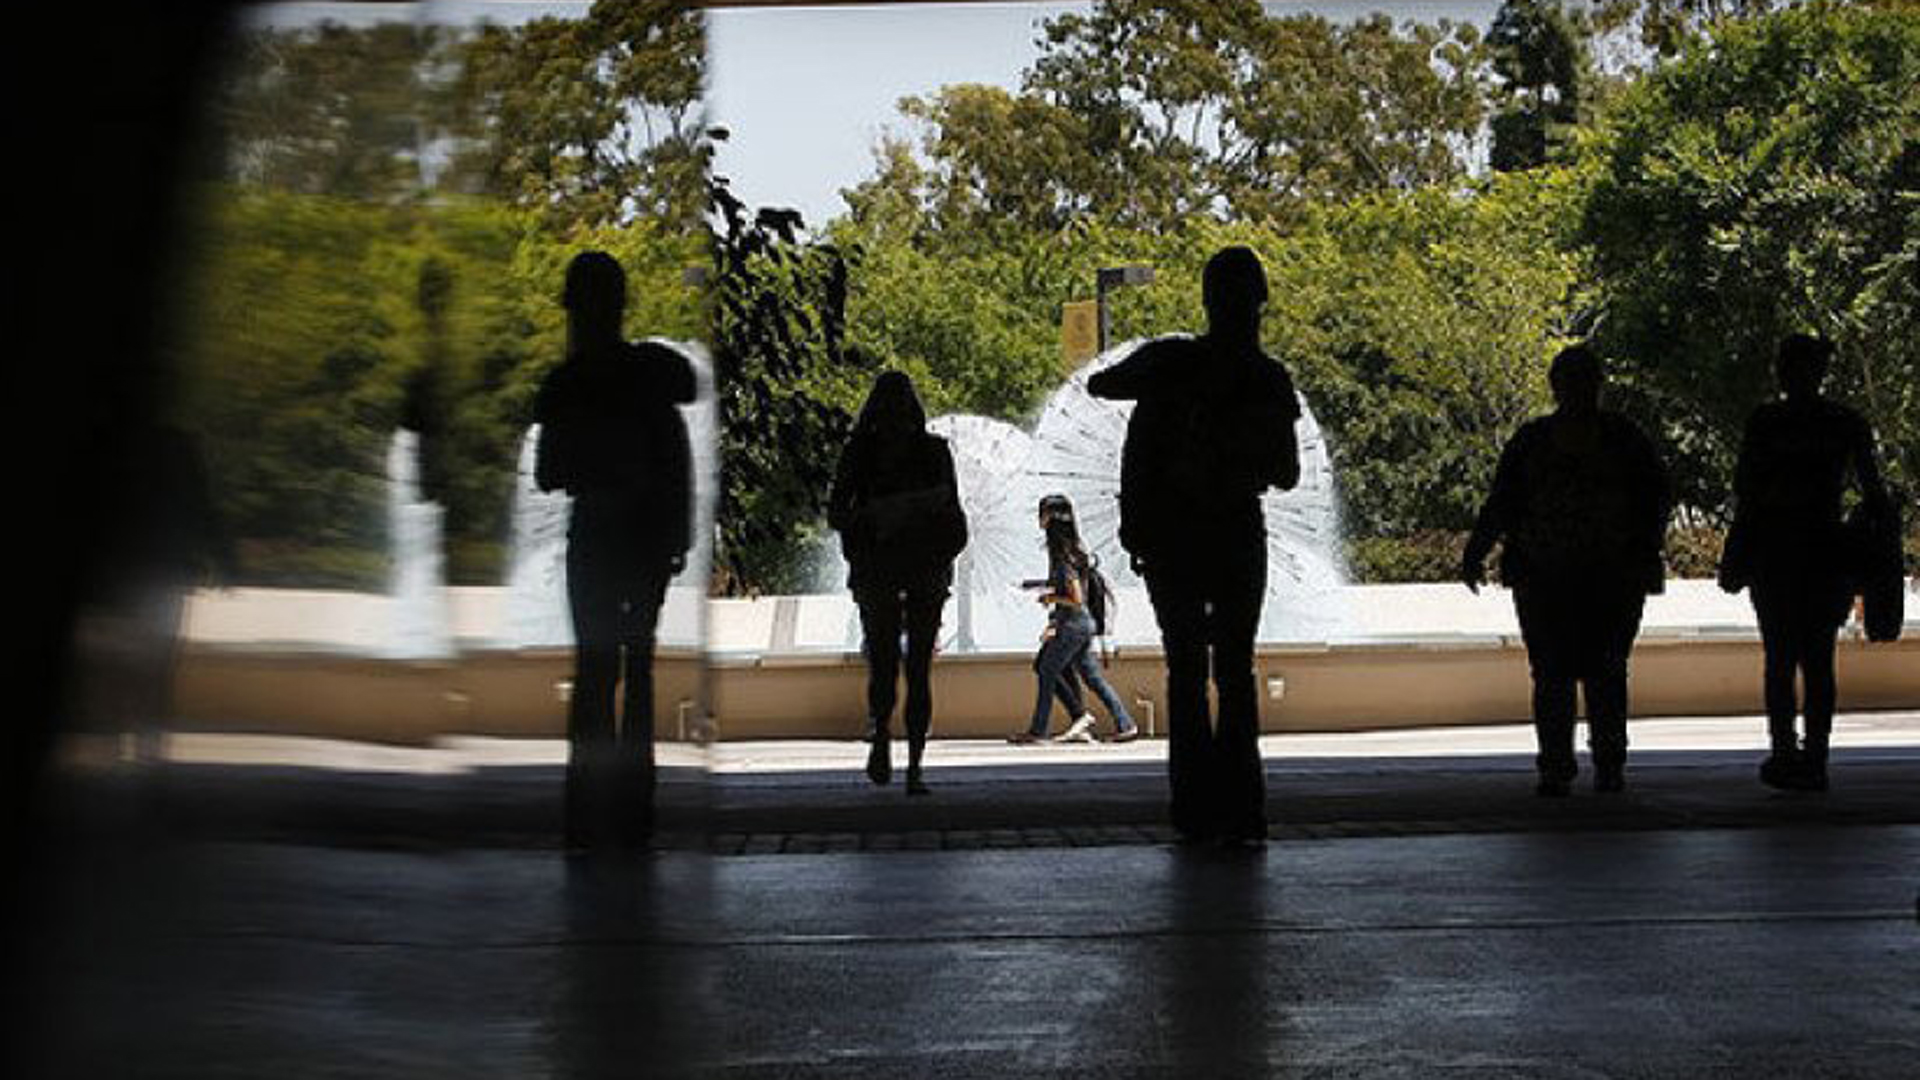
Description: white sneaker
xmin=1056 ymin=714 xmax=1098 ymax=743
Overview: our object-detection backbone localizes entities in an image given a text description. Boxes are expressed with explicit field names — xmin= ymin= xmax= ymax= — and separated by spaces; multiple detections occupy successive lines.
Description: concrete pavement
xmin=16 ymin=714 xmax=1920 ymax=1078
xmin=50 ymin=714 xmax=1920 ymax=851
xmin=18 ymin=828 xmax=1920 ymax=1077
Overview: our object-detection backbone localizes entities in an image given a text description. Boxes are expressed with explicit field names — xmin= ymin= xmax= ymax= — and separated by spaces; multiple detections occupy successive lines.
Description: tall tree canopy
xmin=1582 ymin=0 xmax=1920 ymax=515
xmin=847 ymin=0 xmax=1489 ymax=233
xmin=432 ymin=1 xmax=709 ymax=229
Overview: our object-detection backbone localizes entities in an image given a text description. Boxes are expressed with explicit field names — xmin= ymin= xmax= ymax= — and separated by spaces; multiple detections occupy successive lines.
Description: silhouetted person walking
xmin=535 ymin=252 xmax=695 ymax=849
xmin=1720 ymin=334 xmax=1891 ymax=792
xmin=1462 ymin=345 xmax=1670 ymax=796
xmin=829 ymin=371 xmax=967 ymax=796
xmin=1088 ymin=247 xmax=1301 ymax=845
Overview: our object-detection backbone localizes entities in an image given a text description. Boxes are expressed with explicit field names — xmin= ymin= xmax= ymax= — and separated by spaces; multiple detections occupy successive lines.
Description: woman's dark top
xmin=1044 ymin=549 xmax=1087 ymax=624
xmin=828 ymin=430 xmax=967 ymax=594
xmin=533 ymin=340 xmax=696 ymax=561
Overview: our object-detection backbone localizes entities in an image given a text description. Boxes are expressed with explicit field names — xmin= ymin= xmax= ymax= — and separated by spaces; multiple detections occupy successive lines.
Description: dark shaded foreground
xmin=33 ymin=744 xmax=1920 ymax=852
xmin=16 ymin=824 xmax=1919 ymax=1078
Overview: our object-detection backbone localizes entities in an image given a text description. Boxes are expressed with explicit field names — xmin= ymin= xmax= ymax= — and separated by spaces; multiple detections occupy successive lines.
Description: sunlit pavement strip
xmin=149 ymin=711 xmax=1920 ymax=774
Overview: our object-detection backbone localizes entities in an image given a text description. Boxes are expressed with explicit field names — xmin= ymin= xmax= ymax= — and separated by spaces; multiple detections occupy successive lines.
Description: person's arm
xmin=170 ymin=428 xmax=239 ymax=586
xmin=1848 ymin=409 xmax=1891 ymax=520
xmin=532 ymin=368 xmax=568 ymax=493
xmin=1086 ymin=340 xmax=1170 ymax=401
xmin=1038 ymin=554 xmax=1083 ymax=606
xmin=826 ymin=438 xmax=861 ymax=535
xmin=1628 ymin=419 xmax=1673 ymax=593
xmin=930 ymin=439 xmax=968 ymax=559
xmin=1730 ymin=410 xmax=1765 ymax=512
xmin=1462 ymin=427 xmax=1528 ymax=592
xmin=1717 ymin=413 xmax=1762 ymax=593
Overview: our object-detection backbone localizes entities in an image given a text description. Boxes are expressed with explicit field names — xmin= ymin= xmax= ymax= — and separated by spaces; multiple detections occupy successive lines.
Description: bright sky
xmin=244 ymin=1 xmax=1506 ymax=225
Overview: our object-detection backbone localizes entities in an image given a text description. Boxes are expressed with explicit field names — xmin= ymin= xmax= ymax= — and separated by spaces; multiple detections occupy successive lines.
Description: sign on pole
xmin=1061 ymin=300 xmax=1099 ymax=369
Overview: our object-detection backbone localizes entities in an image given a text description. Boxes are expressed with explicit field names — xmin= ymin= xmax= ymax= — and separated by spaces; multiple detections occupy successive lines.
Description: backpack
xmin=1081 ymin=559 xmax=1114 ymax=637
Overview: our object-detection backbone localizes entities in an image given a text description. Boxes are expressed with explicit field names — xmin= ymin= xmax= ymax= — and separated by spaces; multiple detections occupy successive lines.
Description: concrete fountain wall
xmin=166 ymin=581 xmax=1920 ymax=745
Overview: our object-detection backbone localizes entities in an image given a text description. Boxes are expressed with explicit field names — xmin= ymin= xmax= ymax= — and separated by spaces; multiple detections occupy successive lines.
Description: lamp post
xmin=1095 ymin=265 xmax=1154 ymax=353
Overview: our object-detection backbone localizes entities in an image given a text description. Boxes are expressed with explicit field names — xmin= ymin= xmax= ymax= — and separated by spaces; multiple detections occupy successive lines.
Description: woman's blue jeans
xmin=1028 ymin=609 xmax=1135 ymax=736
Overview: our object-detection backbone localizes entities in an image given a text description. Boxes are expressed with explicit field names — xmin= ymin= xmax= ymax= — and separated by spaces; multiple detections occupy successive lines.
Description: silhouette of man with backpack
xmin=535 ymin=252 xmax=695 ymax=849
xmin=1088 ymin=247 xmax=1301 ymax=844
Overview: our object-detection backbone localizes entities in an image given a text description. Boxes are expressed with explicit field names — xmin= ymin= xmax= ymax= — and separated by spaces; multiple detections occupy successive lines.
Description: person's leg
xmin=1056 ymin=665 xmax=1097 ymax=741
xmin=614 ymin=564 xmax=672 ymax=844
xmin=857 ymin=591 xmax=904 ymax=735
xmin=1052 ymin=620 xmax=1102 ymax=741
xmin=1028 ymin=621 xmax=1085 ymax=737
xmin=566 ymin=540 xmax=620 ymax=847
xmin=1514 ymin=585 xmax=1578 ymax=794
xmin=1207 ymin=541 xmax=1267 ymax=841
xmin=1796 ymin=590 xmax=1842 ymax=788
xmin=1750 ymin=577 xmax=1806 ymax=789
xmin=1584 ymin=588 xmax=1645 ymax=791
xmin=1145 ymin=566 xmax=1215 ymax=838
xmin=856 ymin=590 xmax=904 ymax=784
xmin=1052 ymin=660 xmax=1088 ymax=720
xmin=1073 ymin=643 xmax=1135 ymax=734
xmin=900 ymin=586 xmax=945 ymax=792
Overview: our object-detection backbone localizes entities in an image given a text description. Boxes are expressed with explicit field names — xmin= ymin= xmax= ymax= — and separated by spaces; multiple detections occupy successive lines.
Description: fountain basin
xmin=157 ymin=581 xmax=1920 ymax=744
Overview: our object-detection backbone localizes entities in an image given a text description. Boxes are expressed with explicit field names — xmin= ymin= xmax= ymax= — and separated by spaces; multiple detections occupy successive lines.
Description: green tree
xmin=1487 ymin=1 xmax=1610 ymax=170
xmin=852 ymin=0 xmax=1489 ymax=233
xmin=218 ymin=20 xmax=429 ymax=203
xmin=171 ymin=190 xmax=417 ymax=587
xmin=1582 ymin=1 xmax=1920 ymax=516
xmin=708 ymin=174 xmax=879 ymax=594
xmin=431 ymin=1 xmax=709 ymax=229
xmin=1270 ymin=170 xmax=1593 ymax=556
xmin=1634 ymin=0 xmax=1787 ymax=58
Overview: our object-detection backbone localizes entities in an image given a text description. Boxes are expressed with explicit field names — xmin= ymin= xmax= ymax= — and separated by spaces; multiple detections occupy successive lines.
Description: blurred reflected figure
xmin=1089 ymin=247 xmax=1301 ymax=845
xmin=536 ymin=251 xmax=695 ymax=849
xmin=76 ymin=411 xmax=235 ymax=770
xmin=1462 ymin=345 xmax=1669 ymax=796
xmin=829 ymin=371 xmax=967 ymax=797
xmin=1720 ymin=334 xmax=1891 ymax=792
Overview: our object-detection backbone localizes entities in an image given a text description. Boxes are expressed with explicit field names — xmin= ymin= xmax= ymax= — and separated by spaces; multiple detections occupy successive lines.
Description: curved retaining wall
xmin=167 ymin=631 xmax=1920 ymax=745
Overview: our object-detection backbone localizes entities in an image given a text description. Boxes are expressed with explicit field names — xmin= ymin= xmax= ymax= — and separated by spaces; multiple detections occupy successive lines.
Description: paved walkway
xmin=17 ymin=713 xmax=1920 ymax=1077
xmin=53 ymin=712 xmax=1920 ymax=852
xmin=19 ymin=828 xmax=1920 ymax=1077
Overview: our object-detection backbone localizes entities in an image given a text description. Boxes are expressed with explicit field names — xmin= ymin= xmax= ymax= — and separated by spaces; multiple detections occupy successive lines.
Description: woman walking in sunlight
xmin=1008 ymin=494 xmax=1138 ymax=746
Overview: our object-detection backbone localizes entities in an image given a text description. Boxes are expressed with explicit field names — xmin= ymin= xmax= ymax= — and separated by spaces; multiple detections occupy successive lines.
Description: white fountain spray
xmin=816 ymin=341 xmax=1349 ymax=651
xmin=383 ymin=428 xmax=453 ymax=659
